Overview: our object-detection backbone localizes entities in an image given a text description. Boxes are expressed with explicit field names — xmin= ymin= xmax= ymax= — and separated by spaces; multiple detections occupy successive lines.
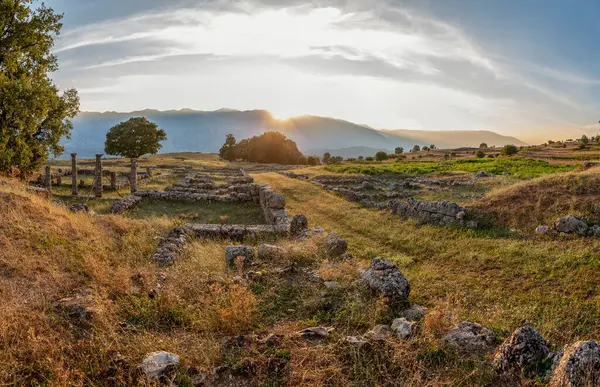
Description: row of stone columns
xmin=46 ymin=154 xmax=139 ymax=197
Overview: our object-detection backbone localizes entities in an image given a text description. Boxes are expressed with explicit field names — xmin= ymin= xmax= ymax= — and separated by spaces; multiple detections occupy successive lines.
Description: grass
xmin=324 ymin=157 xmax=577 ymax=178
xmin=128 ymin=199 xmax=266 ymax=224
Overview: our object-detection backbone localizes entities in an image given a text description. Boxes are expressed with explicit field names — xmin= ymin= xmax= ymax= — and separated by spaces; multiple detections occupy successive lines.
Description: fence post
xmin=71 ymin=153 xmax=78 ymax=196
xmin=94 ymin=154 xmax=103 ymax=197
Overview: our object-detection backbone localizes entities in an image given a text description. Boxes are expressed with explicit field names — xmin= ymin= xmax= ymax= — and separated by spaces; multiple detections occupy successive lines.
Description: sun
xmin=269 ymin=109 xmax=294 ymax=121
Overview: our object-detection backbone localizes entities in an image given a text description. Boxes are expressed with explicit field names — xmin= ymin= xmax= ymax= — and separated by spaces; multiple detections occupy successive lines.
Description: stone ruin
xmin=389 ymin=198 xmax=477 ymax=228
xmin=134 ymin=167 xmax=313 ymax=266
xmin=537 ymin=215 xmax=600 ymax=237
xmin=279 ymin=172 xmax=479 ymax=228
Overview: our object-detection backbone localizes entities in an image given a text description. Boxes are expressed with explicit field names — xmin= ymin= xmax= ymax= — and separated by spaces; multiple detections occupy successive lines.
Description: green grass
xmin=324 ymin=158 xmax=577 ymax=178
xmin=127 ymin=199 xmax=266 ymax=224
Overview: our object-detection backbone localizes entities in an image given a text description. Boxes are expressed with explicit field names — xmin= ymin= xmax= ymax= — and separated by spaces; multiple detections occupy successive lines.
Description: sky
xmin=45 ymin=0 xmax=600 ymax=143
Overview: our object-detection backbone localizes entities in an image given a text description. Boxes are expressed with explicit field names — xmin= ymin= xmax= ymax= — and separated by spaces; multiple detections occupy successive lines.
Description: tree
xmin=429 ymin=144 xmax=436 ymax=150
xmin=394 ymin=147 xmax=404 ymax=154
xmin=501 ymin=144 xmax=518 ymax=156
xmin=422 ymin=146 xmax=430 ymax=152
xmin=232 ymin=131 xmax=302 ymax=164
xmin=476 ymin=150 xmax=485 ymax=158
xmin=297 ymin=155 xmax=307 ymax=165
xmin=219 ymin=134 xmax=237 ymax=161
xmin=0 ymin=1 xmax=80 ymax=177
xmin=479 ymin=143 xmax=488 ymax=148
xmin=105 ymin=117 xmax=167 ymax=192
xmin=581 ymin=135 xmax=590 ymax=144
xmin=307 ymin=156 xmax=319 ymax=166
xmin=322 ymin=152 xmax=331 ymax=164
xmin=375 ymin=151 xmax=388 ymax=161
xmin=357 ymin=156 xmax=364 ymax=161
xmin=411 ymin=145 xmax=421 ymax=153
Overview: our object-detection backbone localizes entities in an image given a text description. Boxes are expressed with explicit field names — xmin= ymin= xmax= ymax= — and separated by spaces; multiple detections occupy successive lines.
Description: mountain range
xmin=59 ymin=109 xmax=526 ymax=159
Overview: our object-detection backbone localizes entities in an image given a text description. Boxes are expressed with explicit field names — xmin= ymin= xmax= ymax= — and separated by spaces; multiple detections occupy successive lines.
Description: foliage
xmin=232 ymin=131 xmax=302 ymax=164
xmin=476 ymin=150 xmax=485 ymax=158
xmin=500 ymin=144 xmax=519 ymax=156
xmin=322 ymin=152 xmax=331 ymax=164
xmin=0 ymin=1 xmax=80 ymax=176
xmin=219 ymin=134 xmax=237 ymax=161
xmin=324 ymin=158 xmax=576 ymax=178
xmin=105 ymin=117 xmax=166 ymax=159
xmin=394 ymin=147 xmax=404 ymax=154
xmin=307 ymin=156 xmax=319 ymax=166
xmin=297 ymin=155 xmax=307 ymax=165
xmin=479 ymin=143 xmax=488 ymax=148
xmin=581 ymin=135 xmax=590 ymax=144
xmin=374 ymin=151 xmax=388 ymax=161
xmin=411 ymin=145 xmax=421 ymax=152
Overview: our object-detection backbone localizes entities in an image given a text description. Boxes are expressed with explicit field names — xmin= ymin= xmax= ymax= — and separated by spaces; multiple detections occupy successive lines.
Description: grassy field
xmin=324 ymin=157 xmax=577 ymax=178
xmin=5 ymin=150 xmax=600 ymax=385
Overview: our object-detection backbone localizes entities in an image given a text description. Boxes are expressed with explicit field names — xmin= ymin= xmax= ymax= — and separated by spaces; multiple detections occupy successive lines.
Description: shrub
xmin=501 ymin=144 xmax=519 ymax=156
xmin=475 ymin=150 xmax=485 ymax=158
xmin=307 ymin=156 xmax=319 ymax=166
xmin=375 ymin=151 xmax=389 ymax=162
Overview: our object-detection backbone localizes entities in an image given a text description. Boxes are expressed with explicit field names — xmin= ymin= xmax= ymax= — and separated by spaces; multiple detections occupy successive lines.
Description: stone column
xmin=56 ymin=169 xmax=62 ymax=185
xmin=110 ymin=172 xmax=117 ymax=190
xmin=45 ymin=166 xmax=51 ymax=192
xmin=130 ymin=158 xmax=138 ymax=194
xmin=71 ymin=153 xmax=78 ymax=196
xmin=94 ymin=154 xmax=103 ymax=197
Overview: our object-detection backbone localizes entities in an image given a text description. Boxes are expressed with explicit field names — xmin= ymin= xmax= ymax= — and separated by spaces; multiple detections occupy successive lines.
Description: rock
xmin=555 ymin=216 xmax=589 ymax=235
xmin=297 ymin=326 xmax=332 ymax=339
xmin=359 ymin=257 xmax=410 ymax=302
xmin=344 ymin=336 xmax=369 ymax=348
xmin=266 ymin=192 xmax=286 ymax=209
xmin=324 ymin=232 xmax=348 ymax=258
xmin=140 ymin=351 xmax=180 ymax=380
xmin=257 ymin=244 xmax=285 ymax=260
xmin=549 ymin=341 xmax=600 ymax=387
xmin=290 ymin=214 xmax=308 ymax=237
xmin=536 ymin=225 xmax=550 ymax=234
xmin=444 ymin=321 xmax=496 ymax=353
xmin=494 ymin=326 xmax=550 ymax=377
xmin=391 ymin=318 xmax=414 ymax=339
xmin=475 ymin=171 xmax=495 ymax=178
xmin=323 ymin=281 xmax=340 ymax=289
xmin=225 ymin=246 xmax=254 ymax=268
xmin=364 ymin=325 xmax=394 ymax=341
xmin=399 ymin=304 xmax=428 ymax=321
xmin=360 ymin=181 xmax=375 ymax=190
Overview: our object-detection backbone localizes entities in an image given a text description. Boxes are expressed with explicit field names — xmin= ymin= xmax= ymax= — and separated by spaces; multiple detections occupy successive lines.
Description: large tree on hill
xmin=0 ymin=1 xmax=80 ymax=177
xmin=219 ymin=134 xmax=237 ymax=161
xmin=104 ymin=117 xmax=166 ymax=192
xmin=232 ymin=131 xmax=302 ymax=164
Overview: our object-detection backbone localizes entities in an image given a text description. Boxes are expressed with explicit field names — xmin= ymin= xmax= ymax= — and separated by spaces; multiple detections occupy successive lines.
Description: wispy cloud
xmin=50 ymin=0 xmax=600 ymax=140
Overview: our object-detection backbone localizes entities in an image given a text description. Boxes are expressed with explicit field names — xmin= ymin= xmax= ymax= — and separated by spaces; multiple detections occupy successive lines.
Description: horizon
xmin=47 ymin=0 xmax=600 ymax=143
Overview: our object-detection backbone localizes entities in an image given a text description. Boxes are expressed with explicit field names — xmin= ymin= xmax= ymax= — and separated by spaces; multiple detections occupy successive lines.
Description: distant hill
xmin=60 ymin=109 xmax=526 ymax=159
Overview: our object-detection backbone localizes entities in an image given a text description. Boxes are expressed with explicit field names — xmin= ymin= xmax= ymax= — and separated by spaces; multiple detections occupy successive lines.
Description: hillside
xmin=61 ymin=109 xmax=525 ymax=159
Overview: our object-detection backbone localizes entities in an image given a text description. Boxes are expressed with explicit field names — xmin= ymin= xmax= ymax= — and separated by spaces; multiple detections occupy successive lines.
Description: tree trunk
xmin=130 ymin=158 xmax=137 ymax=194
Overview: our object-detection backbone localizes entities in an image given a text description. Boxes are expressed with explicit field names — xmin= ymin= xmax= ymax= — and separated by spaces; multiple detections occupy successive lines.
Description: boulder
xmin=257 ymin=244 xmax=285 ymax=260
xmin=290 ymin=214 xmax=308 ymax=237
xmin=555 ymin=216 xmax=589 ymax=235
xmin=364 ymin=325 xmax=394 ymax=341
xmin=494 ymin=326 xmax=550 ymax=377
xmin=225 ymin=246 xmax=254 ymax=267
xmin=398 ymin=304 xmax=429 ymax=321
xmin=475 ymin=171 xmax=495 ymax=178
xmin=324 ymin=232 xmax=348 ymax=258
xmin=266 ymin=192 xmax=286 ymax=209
xmin=391 ymin=318 xmax=414 ymax=339
xmin=444 ymin=321 xmax=496 ymax=353
xmin=141 ymin=351 xmax=180 ymax=380
xmin=549 ymin=341 xmax=600 ymax=387
xmin=536 ymin=225 xmax=550 ymax=234
xmin=359 ymin=257 xmax=410 ymax=302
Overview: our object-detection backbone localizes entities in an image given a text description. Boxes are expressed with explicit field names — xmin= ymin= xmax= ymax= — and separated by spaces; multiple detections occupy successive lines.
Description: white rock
xmin=141 ymin=351 xmax=180 ymax=379
xmin=391 ymin=318 xmax=414 ymax=339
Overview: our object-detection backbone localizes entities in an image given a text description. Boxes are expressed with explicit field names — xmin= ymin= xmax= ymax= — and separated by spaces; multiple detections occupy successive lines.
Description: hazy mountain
xmin=60 ymin=109 xmax=526 ymax=159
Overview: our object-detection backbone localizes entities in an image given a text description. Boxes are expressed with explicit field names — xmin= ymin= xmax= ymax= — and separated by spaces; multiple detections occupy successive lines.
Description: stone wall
xmin=389 ymin=198 xmax=476 ymax=228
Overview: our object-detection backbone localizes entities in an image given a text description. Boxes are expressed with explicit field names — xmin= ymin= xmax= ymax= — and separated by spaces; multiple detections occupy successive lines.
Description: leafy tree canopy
xmin=229 ymin=131 xmax=302 ymax=165
xmin=375 ymin=151 xmax=388 ymax=161
xmin=219 ymin=134 xmax=237 ymax=161
xmin=104 ymin=117 xmax=167 ymax=159
xmin=501 ymin=144 xmax=519 ymax=156
xmin=0 ymin=0 xmax=80 ymax=175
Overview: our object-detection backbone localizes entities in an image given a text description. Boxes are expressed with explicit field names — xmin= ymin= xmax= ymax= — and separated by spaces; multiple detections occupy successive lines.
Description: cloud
xmin=49 ymin=0 xmax=600 ymax=141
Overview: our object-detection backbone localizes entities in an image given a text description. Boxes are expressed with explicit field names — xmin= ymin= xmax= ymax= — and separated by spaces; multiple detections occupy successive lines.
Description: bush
xmin=297 ymin=155 xmax=307 ymax=165
xmin=307 ymin=156 xmax=319 ymax=166
xmin=501 ymin=145 xmax=519 ymax=156
xmin=375 ymin=151 xmax=389 ymax=162
xmin=476 ymin=150 xmax=485 ymax=158
xmin=231 ymin=131 xmax=302 ymax=164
